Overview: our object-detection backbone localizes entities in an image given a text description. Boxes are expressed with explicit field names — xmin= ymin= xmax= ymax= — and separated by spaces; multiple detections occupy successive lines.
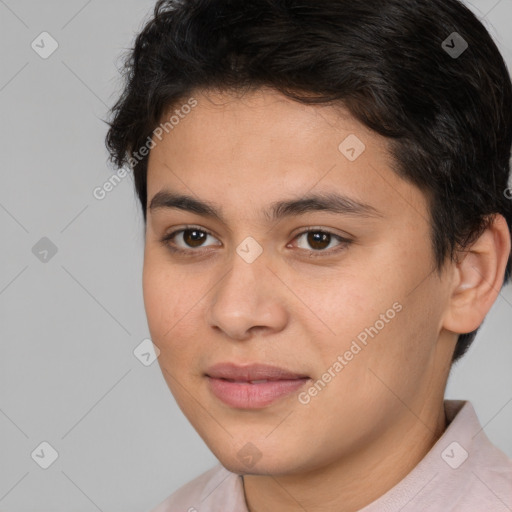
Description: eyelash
xmin=159 ymin=225 xmax=352 ymax=258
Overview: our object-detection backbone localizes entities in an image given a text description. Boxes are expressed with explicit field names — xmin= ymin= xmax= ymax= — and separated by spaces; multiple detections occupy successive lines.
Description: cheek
xmin=143 ymin=262 xmax=205 ymax=395
xmin=307 ymin=271 xmax=388 ymax=339
xmin=142 ymin=252 xmax=225 ymax=383
xmin=142 ymin=254 xmax=201 ymax=343
xmin=307 ymin=263 xmax=415 ymax=371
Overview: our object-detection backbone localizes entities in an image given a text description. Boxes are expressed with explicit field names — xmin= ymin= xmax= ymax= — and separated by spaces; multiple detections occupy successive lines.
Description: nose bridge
xmin=215 ymin=224 xmax=267 ymax=282
xmin=216 ymin=240 xmax=268 ymax=305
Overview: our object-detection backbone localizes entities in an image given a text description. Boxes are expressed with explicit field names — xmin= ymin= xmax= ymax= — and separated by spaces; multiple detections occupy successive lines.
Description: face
xmin=143 ymin=87 xmax=456 ymax=476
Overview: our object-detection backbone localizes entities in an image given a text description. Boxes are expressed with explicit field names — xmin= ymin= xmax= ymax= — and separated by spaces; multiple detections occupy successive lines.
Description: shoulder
xmin=148 ymin=463 xmax=243 ymax=512
xmin=428 ymin=400 xmax=512 ymax=510
xmin=361 ymin=400 xmax=512 ymax=511
xmin=469 ymin=433 xmax=512 ymax=499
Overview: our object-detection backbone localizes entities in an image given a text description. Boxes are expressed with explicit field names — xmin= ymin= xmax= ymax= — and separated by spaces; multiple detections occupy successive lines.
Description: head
xmin=105 ymin=0 xmax=512 ymax=476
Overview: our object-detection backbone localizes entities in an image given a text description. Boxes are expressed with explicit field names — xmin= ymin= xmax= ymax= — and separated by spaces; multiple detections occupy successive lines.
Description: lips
xmin=205 ymin=363 xmax=310 ymax=408
xmin=205 ymin=362 xmax=309 ymax=382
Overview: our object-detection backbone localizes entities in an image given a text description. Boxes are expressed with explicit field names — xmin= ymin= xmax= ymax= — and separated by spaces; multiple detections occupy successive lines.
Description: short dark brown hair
xmin=105 ymin=0 xmax=512 ymax=363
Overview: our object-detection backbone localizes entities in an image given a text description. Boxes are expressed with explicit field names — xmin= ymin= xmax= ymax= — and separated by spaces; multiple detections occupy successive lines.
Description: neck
xmin=242 ymin=399 xmax=447 ymax=512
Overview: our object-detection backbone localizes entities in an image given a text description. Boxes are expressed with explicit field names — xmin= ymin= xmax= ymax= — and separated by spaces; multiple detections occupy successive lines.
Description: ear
xmin=442 ymin=214 xmax=511 ymax=334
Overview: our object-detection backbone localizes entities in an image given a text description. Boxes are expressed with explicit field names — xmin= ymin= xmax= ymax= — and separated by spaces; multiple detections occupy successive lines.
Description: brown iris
xmin=306 ymin=231 xmax=331 ymax=250
xmin=182 ymin=229 xmax=207 ymax=248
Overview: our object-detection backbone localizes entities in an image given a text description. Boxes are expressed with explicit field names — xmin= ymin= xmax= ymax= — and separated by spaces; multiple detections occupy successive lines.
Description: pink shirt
xmin=150 ymin=400 xmax=512 ymax=511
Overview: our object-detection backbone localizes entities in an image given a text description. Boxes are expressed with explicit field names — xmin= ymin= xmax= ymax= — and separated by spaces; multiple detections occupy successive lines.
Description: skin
xmin=142 ymin=86 xmax=511 ymax=512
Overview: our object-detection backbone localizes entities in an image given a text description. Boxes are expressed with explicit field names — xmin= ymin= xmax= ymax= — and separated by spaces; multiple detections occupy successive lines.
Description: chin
xmin=214 ymin=446 xmax=304 ymax=477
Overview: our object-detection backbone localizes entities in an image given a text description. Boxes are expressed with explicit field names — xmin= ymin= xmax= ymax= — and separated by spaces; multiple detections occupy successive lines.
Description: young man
xmin=105 ymin=0 xmax=512 ymax=510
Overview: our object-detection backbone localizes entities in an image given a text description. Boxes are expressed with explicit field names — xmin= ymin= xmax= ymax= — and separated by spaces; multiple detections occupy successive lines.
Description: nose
xmin=205 ymin=248 xmax=289 ymax=341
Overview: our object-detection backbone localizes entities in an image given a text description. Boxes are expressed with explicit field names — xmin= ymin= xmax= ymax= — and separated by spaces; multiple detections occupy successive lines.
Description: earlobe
xmin=442 ymin=214 xmax=511 ymax=335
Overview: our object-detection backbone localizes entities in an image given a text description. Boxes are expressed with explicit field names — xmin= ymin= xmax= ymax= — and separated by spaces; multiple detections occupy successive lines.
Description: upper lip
xmin=205 ymin=363 xmax=309 ymax=381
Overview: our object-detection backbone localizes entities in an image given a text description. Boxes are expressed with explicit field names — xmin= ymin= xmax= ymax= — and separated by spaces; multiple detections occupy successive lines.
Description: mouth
xmin=205 ymin=362 xmax=311 ymax=409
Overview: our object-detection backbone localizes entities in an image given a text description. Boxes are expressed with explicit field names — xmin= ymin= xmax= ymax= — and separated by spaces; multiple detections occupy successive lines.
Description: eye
xmin=290 ymin=228 xmax=352 ymax=257
xmin=160 ymin=226 xmax=221 ymax=254
xmin=160 ymin=226 xmax=352 ymax=257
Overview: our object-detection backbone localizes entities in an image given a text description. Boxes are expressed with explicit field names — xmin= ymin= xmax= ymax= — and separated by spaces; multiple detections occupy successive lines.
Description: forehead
xmin=146 ymin=87 xmax=428 ymax=226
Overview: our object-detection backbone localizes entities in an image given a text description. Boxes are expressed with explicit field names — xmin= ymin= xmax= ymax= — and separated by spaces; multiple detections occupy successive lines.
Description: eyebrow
xmin=148 ymin=190 xmax=383 ymax=223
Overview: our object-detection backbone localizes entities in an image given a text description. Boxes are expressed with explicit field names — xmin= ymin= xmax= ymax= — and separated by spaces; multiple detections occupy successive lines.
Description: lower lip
xmin=206 ymin=377 xmax=309 ymax=409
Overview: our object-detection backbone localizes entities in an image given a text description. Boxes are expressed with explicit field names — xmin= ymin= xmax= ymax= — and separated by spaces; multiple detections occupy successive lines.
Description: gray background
xmin=0 ymin=1 xmax=511 ymax=511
